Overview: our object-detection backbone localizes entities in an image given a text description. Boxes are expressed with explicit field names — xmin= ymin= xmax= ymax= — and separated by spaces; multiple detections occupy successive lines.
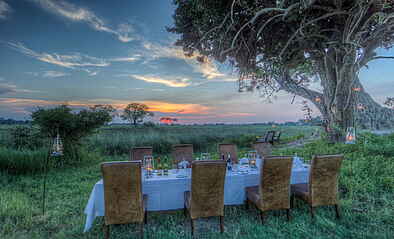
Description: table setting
xmin=83 ymin=154 xmax=309 ymax=232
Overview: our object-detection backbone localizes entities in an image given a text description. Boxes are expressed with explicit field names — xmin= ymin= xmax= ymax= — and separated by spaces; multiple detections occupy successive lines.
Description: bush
xmin=9 ymin=126 xmax=46 ymax=150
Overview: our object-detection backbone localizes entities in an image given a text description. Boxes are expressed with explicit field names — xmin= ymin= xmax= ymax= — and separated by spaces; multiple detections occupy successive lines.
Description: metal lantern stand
xmin=42 ymin=133 xmax=63 ymax=215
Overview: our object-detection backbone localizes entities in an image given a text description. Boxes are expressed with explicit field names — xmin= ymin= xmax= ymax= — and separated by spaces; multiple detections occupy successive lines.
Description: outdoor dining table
xmin=83 ymin=158 xmax=310 ymax=232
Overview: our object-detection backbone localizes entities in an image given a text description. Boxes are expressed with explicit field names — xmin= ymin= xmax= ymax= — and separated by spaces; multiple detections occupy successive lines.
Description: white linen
xmin=83 ymin=159 xmax=309 ymax=232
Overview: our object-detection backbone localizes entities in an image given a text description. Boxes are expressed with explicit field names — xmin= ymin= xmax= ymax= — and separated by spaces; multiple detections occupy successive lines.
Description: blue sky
xmin=0 ymin=0 xmax=393 ymax=124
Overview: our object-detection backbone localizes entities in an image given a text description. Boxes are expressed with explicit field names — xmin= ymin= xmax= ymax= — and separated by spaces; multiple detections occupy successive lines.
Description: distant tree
xmin=169 ymin=0 xmax=394 ymax=141
xmin=121 ymin=103 xmax=154 ymax=126
xmin=31 ymin=104 xmax=113 ymax=163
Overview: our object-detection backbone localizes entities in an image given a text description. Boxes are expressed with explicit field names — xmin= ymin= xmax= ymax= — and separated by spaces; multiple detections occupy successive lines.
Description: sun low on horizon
xmin=1 ymin=0 xmax=393 ymax=124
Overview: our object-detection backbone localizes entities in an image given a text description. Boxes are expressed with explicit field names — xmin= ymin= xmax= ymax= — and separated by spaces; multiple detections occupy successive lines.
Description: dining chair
xmin=218 ymin=143 xmax=238 ymax=164
xmin=245 ymin=156 xmax=293 ymax=223
xmin=172 ymin=144 xmax=194 ymax=166
xmin=291 ymin=154 xmax=343 ymax=219
xmin=253 ymin=142 xmax=272 ymax=158
xmin=130 ymin=146 xmax=153 ymax=162
xmin=184 ymin=160 xmax=227 ymax=236
xmin=101 ymin=161 xmax=148 ymax=239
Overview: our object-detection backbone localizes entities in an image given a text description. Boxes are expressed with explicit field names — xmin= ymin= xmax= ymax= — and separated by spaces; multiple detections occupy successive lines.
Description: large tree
xmin=168 ymin=0 xmax=394 ymax=141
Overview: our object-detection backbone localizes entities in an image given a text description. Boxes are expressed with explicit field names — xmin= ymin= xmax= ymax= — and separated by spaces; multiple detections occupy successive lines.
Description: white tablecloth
xmin=83 ymin=160 xmax=309 ymax=232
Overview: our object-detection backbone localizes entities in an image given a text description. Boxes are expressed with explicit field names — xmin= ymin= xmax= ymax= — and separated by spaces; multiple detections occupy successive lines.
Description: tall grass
xmin=0 ymin=147 xmax=48 ymax=174
xmin=86 ymin=125 xmax=316 ymax=156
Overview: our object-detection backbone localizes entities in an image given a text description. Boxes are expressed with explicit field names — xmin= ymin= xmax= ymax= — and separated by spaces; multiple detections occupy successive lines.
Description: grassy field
xmin=0 ymin=125 xmax=393 ymax=238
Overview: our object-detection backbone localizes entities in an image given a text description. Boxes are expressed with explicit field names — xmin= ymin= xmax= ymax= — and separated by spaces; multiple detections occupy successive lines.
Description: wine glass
xmin=143 ymin=155 xmax=153 ymax=178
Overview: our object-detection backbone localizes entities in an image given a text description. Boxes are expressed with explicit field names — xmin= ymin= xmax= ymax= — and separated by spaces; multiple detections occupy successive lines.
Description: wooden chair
xmin=101 ymin=161 xmax=147 ymax=239
xmin=273 ymin=131 xmax=281 ymax=144
xmin=184 ymin=160 xmax=226 ymax=236
xmin=218 ymin=143 xmax=238 ymax=164
xmin=172 ymin=144 xmax=194 ymax=166
xmin=130 ymin=147 xmax=153 ymax=162
xmin=245 ymin=156 xmax=293 ymax=223
xmin=253 ymin=142 xmax=272 ymax=158
xmin=264 ymin=131 xmax=275 ymax=144
xmin=291 ymin=154 xmax=343 ymax=219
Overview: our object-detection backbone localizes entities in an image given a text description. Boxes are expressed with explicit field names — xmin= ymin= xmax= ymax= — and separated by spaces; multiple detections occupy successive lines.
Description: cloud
xmin=7 ymin=42 xmax=109 ymax=69
xmin=7 ymin=42 xmax=139 ymax=74
xmin=130 ymin=74 xmax=192 ymax=88
xmin=0 ymin=98 xmax=212 ymax=118
xmin=42 ymin=71 xmax=69 ymax=78
xmin=0 ymin=83 xmax=16 ymax=94
xmin=32 ymin=0 xmax=134 ymax=42
xmin=0 ymin=0 xmax=11 ymax=20
xmin=0 ymin=82 xmax=40 ymax=95
xmin=110 ymin=57 xmax=139 ymax=62
xmin=142 ymin=42 xmax=233 ymax=80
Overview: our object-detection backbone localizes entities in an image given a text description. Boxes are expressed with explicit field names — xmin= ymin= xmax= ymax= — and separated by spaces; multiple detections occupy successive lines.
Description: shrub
xmin=31 ymin=105 xmax=114 ymax=163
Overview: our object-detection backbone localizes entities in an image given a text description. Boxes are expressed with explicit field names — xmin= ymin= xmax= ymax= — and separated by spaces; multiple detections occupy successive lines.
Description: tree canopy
xmin=121 ymin=103 xmax=154 ymax=126
xmin=31 ymin=104 xmax=114 ymax=162
xmin=169 ymin=0 xmax=394 ymax=140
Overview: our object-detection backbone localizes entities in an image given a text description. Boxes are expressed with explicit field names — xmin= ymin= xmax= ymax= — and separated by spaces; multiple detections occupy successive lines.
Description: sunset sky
xmin=0 ymin=0 xmax=393 ymax=124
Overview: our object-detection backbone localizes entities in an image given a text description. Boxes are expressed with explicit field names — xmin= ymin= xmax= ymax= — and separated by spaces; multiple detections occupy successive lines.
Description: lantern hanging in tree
xmin=345 ymin=127 xmax=356 ymax=144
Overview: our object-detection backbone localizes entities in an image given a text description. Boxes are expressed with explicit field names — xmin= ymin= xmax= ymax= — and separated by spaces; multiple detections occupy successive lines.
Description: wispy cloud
xmin=0 ymin=83 xmax=16 ymax=94
xmin=7 ymin=42 xmax=109 ymax=69
xmin=110 ymin=56 xmax=139 ymax=62
xmin=130 ymin=74 xmax=192 ymax=88
xmin=32 ymin=0 xmax=134 ymax=42
xmin=7 ymin=42 xmax=139 ymax=74
xmin=142 ymin=42 xmax=233 ymax=80
xmin=0 ymin=0 xmax=11 ymax=20
xmin=0 ymin=81 xmax=40 ymax=95
xmin=42 ymin=71 xmax=69 ymax=78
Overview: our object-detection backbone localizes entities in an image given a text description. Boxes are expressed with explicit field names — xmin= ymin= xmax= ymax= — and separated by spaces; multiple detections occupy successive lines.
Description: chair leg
xmin=103 ymin=225 xmax=110 ymax=239
xmin=334 ymin=204 xmax=341 ymax=219
xmin=184 ymin=205 xmax=187 ymax=217
xmin=286 ymin=209 xmax=291 ymax=221
xmin=144 ymin=210 xmax=148 ymax=224
xmin=260 ymin=211 xmax=265 ymax=224
xmin=309 ymin=205 xmax=314 ymax=219
xmin=245 ymin=199 xmax=249 ymax=210
xmin=290 ymin=195 xmax=295 ymax=208
xmin=219 ymin=216 xmax=224 ymax=233
xmin=139 ymin=222 xmax=144 ymax=239
xmin=191 ymin=219 xmax=195 ymax=237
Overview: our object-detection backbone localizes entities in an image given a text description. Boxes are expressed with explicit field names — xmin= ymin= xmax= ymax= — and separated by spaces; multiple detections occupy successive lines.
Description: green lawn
xmin=0 ymin=130 xmax=393 ymax=238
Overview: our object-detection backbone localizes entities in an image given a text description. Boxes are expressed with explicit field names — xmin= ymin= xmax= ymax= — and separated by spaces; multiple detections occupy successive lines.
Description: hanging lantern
xmin=51 ymin=133 xmax=63 ymax=157
xmin=345 ymin=127 xmax=356 ymax=144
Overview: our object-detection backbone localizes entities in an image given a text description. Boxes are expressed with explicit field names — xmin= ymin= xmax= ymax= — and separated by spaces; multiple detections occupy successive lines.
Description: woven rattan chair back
xmin=190 ymin=160 xmax=226 ymax=219
xmin=259 ymin=156 xmax=293 ymax=211
xmin=101 ymin=161 xmax=144 ymax=225
xmin=309 ymin=154 xmax=343 ymax=207
xmin=130 ymin=147 xmax=153 ymax=162
xmin=253 ymin=142 xmax=272 ymax=158
xmin=172 ymin=144 xmax=194 ymax=165
xmin=218 ymin=143 xmax=238 ymax=164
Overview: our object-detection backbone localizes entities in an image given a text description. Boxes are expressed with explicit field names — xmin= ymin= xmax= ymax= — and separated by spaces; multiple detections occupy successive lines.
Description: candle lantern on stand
xmin=42 ymin=132 xmax=63 ymax=215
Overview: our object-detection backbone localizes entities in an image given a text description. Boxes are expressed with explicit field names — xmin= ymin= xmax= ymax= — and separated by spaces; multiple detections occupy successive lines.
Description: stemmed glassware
xmin=143 ymin=155 xmax=153 ymax=178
